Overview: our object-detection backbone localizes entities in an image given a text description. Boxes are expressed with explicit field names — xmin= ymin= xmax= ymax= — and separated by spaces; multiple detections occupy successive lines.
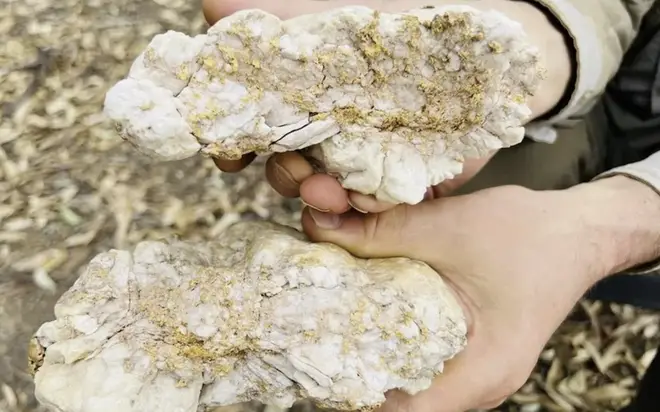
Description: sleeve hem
xmin=526 ymin=0 xmax=605 ymax=125
xmin=592 ymin=153 xmax=660 ymax=274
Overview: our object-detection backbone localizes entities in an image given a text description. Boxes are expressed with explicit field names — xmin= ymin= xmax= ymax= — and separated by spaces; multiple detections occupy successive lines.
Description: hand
xmin=295 ymin=176 xmax=656 ymax=412
xmin=200 ymin=0 xmax=569 ymax=212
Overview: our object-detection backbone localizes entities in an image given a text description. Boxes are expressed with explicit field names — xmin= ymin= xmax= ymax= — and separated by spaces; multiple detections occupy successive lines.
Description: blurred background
xmin=0 ymin=0 xmax=658 ymax=411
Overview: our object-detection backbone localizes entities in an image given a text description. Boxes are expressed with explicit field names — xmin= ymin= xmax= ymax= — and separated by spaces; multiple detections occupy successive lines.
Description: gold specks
xmin=401 ymin=310 xmax=414 ymax=325
xmin=139 ymin=101 xmax=154 ymax=111
xmin=226 ymin=21 xmax=255 ymax=46
xmin=123 ymin=359 xmax=134 ymax=372
xmin=470 ymin=31 xmax=485 ymax=42
xmin=201 ymin=55 xmax=216 ymax=70
xmin=394 ymin=330 xmax=415 ymax=345
xmin=240 ymin=85 xmax=265 ymax=105
xmin=283 ymin=90 xmax=316 ymax=113
xmin=458 ymin=49 xmax=471 ymax=61
xmin=488 ymin=41 xmax=503 ymax=53
xmin=144 ymin=47 xmax=157 ymax=65
xmin=380 ymin=329 xmax=392 ymax=340
xmin=175 ymin=64 xmax=190 ymax=81
xmin=186 ymin=103 xmax=227 ymax=137
xmin=311 ymin=112 xmax=330 ymax=121
xmin=27 ymin=337 xmax=45 ymax=376
xmin=315 ymin=51 xmax=333 ymax=65
xmin=425 ymin=11 xmax=471 ymax=36
xmin=295 ymin=253 xmax=323 ymax=267
xmin=269 ymin=37 xmax=280 ymax=50
xmin=341 ymin=338 xmax=352 ymax=354
xmin=331 ymin=105 xmax=368 ymax=125
xmin=303 ymin=330 xmax=320 ymax=343
xmin=356 ymin=10 xmax=390 ymax=60
xmin=399 ymin=15 xmax=422 ymax=50
xmin=417 ymin=80 xmax=441 ymax=94
xmin=178 ymin=344 xmax=216 ymax=362
xmin=216 ymin=45 xmax=239 ymax=74
xmin=419 ymin=325 xmax=430 ymax=341
xmin=213 ymin=362 xmax=233 ymax=376
xmin=349 ymin=313 xmax=367 ymax=334
xmin=427 ymin=55 xmax=446 ymax=70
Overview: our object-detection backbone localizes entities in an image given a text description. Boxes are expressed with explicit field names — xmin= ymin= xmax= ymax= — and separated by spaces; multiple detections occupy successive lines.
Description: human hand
xmin=291 ymin=176 xmax=648 ymax=412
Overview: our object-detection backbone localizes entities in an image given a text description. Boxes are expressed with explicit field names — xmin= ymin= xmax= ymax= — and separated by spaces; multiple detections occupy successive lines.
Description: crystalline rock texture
xmin=103 ymin=5 xmax=542 ymax=204
xmin=29 ymin=221 xmax=467 ymax=412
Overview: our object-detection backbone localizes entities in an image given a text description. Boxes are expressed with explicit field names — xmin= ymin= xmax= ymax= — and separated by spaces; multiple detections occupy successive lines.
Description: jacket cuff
xmin=525 ymin=0 xmax=604 ymax=126
xmin=592 ymin=152 xmax=660 ymax=274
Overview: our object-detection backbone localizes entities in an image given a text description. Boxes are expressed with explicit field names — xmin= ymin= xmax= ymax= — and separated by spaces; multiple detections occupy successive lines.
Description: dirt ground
xmin=0 ymin=1 xmax=658 ymax=411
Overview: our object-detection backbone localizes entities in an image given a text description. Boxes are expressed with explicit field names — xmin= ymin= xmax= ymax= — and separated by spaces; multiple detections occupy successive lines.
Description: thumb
xmin=300 ymin=202 xmax=445 ymax=261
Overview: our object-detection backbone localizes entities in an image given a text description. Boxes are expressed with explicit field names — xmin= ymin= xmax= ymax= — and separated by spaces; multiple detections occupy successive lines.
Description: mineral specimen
xmin=30 ymin=221 xmax=467 ymax=412
xmin=103 ymin=5 xmax=542 ymax=204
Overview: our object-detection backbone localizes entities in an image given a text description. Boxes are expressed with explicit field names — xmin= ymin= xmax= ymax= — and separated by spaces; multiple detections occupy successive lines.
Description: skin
xmin=202 ymin=1 xmax=660 ymax=411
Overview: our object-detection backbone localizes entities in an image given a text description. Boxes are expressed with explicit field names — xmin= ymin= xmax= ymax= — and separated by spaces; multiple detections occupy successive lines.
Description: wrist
xmin=564 ymin=175 xmax=660 ymax=280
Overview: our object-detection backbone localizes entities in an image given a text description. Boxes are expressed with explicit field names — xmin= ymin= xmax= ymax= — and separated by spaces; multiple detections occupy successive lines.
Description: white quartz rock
xmin=30 ymin=221 xmax=467 ymax=412
xmin=103 ymin=5 xmax=542 ymax=203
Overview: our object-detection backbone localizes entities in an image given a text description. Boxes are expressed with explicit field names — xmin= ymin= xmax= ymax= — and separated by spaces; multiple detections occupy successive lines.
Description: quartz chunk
xmin=103 ymin=5 xmax=542 ymax=204
xmin=30 ymin=221 xmax=467 ymax=412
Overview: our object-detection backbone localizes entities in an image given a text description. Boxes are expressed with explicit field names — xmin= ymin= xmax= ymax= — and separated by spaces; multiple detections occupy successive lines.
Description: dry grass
xmin=0 ymin=1 xmax=658 ymax=411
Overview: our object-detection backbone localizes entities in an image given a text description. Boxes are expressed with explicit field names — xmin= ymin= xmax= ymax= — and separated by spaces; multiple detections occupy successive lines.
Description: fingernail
xmin=301 ymin=200 xmax=330 ymax=213
xmin=272 ymin=162 xmax=292 ymax=180
xmin=309 ymin=208 xmax=342 ymax=230
xmin=347 ymin=198 xmax=367 ymax=214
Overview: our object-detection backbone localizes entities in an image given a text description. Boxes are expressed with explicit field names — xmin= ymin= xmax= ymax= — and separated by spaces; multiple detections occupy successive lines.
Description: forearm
xmin=567 ymin=171 xmax=660 ymax=281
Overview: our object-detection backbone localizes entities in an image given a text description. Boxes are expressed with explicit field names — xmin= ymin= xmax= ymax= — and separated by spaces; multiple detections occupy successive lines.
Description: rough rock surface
xmin=103 ymin=5 xmax=543 ymax=204
xmin=30 ymin=221 xmax=467 ymax=412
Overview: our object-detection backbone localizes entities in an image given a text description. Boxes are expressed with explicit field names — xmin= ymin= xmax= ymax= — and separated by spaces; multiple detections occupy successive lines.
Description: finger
xmin=212 ymin=153 xmax=256 ymax=172
xmin=202 ymin=0 xmax=444 ymax=24
xmin=202 ymin=0 xmax=366 ymax=23
xmin=300 ymin=202 xmax=423 ymax=259
xmin=300 ymin=193 xmax=484 ymax=262
xmin=202 ymin=0 xmax=240 ymax=24
xmin=265 ymin=152 xmax=314 ymax=198
xmin=299 ymin=174 xmax=350 ymax=214
xmin=300 ymin=195 xmax=471 ymax=263
xmin=347 ymin=191 xmax=397 ymax=214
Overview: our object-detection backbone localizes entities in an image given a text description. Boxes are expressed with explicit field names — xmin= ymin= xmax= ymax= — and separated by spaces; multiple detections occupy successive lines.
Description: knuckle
xmin=354 ymin=206 xmax=408 ymax=258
